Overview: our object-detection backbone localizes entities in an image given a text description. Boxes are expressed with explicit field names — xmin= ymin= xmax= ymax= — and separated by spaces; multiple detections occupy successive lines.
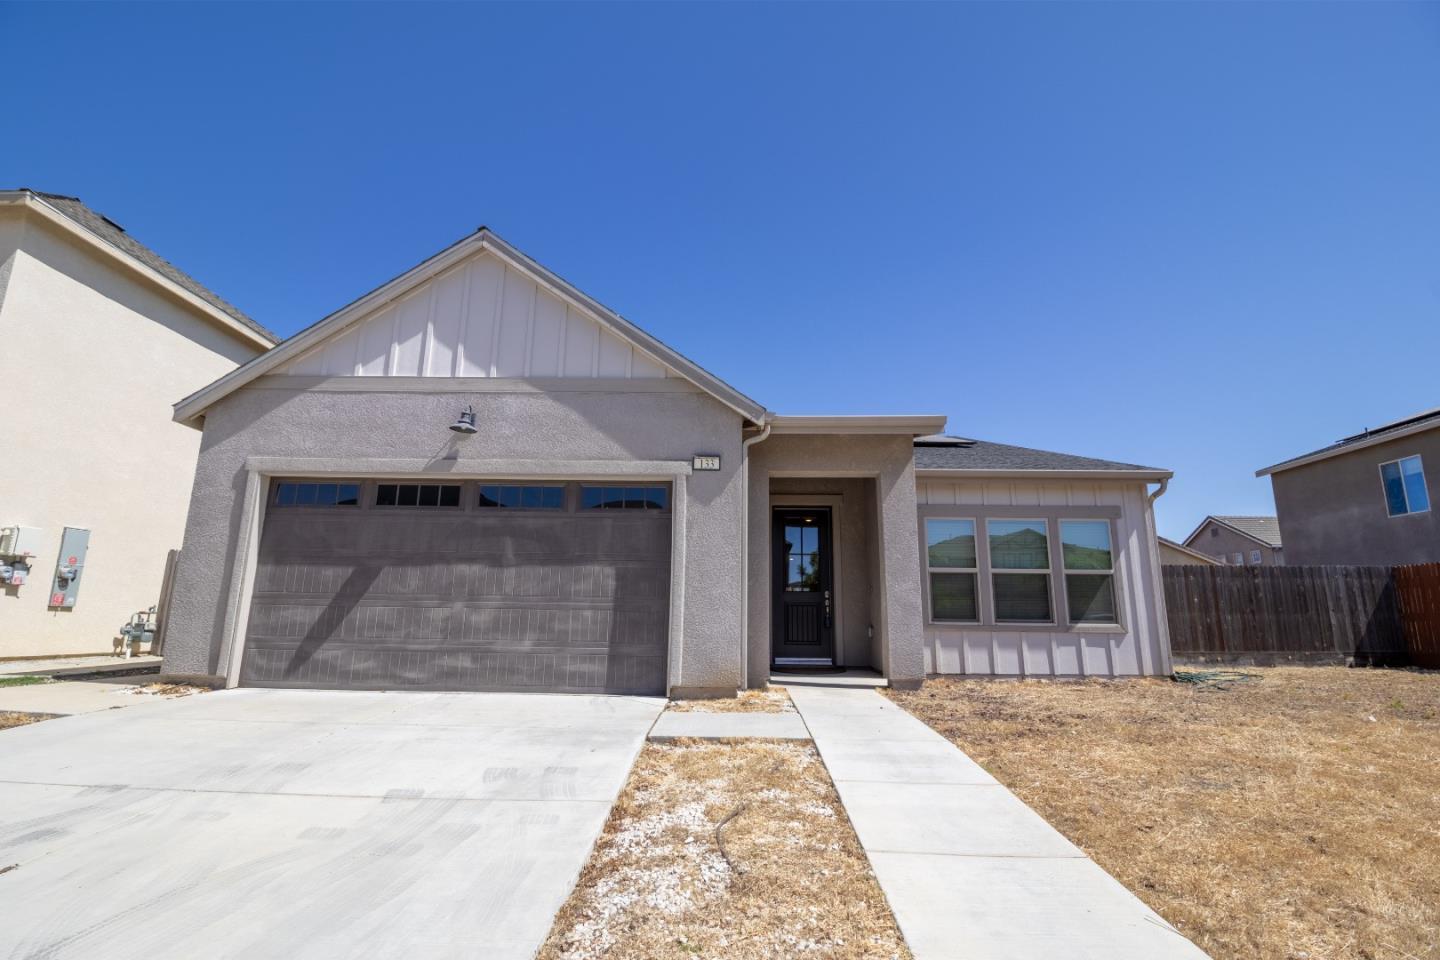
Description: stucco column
xmin=875 ymin=450 xmax=926 ymax=687
xmin=746 ymin=468 xmax=772 ymax=689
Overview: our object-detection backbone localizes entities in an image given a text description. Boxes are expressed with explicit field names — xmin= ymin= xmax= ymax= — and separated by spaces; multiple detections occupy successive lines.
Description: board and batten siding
xmin=278 ymin=251 xmax=675 ymax=380
xmin=916 ymin=478 xmax=1171 ymax=677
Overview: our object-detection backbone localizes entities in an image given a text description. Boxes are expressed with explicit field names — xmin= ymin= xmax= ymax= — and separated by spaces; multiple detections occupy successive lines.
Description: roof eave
xmin=916 ymin=467 xmax=1173 ymax=481
xmin=0 ymin=191 xmax=276 ymax=351
xmin=770 ymin=415 xmax=948 ymax=436
xmin=1257 ymin=417 xmax=1440 ymax=477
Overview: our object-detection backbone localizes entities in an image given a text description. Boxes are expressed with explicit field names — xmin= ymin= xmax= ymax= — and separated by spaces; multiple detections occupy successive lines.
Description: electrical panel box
xmin=0 ymin=526 xmax=42 ymax=559
xmin=49 ymin=527 xmax=90 ymax=609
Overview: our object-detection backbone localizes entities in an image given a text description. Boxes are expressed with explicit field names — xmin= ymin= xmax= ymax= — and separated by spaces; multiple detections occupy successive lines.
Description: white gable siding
xmin=915 ymin=478 xmax=1170 ymax=678
xmin=279 ymin=252 xmax=674 ymax=380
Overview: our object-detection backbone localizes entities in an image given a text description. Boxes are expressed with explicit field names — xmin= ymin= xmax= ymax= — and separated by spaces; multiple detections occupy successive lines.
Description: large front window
xmin=1380 ymin=455 xmax=1430 ymax=517
xmin=926 ymin=519 xmax=978 ymax=622
xmin=988 ymin=520 xmax=1052 ymax=623
xmin=1061 ymin=520 xmax=1117 ymax=624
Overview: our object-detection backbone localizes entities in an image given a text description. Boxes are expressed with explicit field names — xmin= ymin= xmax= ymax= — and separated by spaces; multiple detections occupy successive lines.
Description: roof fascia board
xmin=771 ymin=415 xmax=948 ymax=436
xmin=1158 ymin=538 xmax=1221 ymax=564
xmin=0 ymin=192 xmax=275 ymax=351
xmin=916 ymin=467 xmax=1173 ymax=481
xmin=1257 ymin=418 xmax=1440 ymax=476
xmin=1181 ymin=516 xmax=1276 ymax=550
xmin=174 ymin=229 xmax=768 ymax=427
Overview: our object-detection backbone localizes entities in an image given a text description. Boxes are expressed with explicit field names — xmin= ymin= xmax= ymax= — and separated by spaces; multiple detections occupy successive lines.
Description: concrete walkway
xmin=0 ymin=688 xmax=664 ymax=960
xmin=0 ymin=676 xmax=162 ymax=716
xmin=0 ymin=654 xmax=162 ymax=677
xmin=788 ymin=684 xmax=1210 ymax=960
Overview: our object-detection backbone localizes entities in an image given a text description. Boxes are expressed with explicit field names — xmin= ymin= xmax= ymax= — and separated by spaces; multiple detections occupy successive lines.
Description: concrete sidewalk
xmin=0 ymin=676 xmax=163 ymax=715
xmin=788 ymin=684 xmax=1210 ymax=960
xmin=0 ymin=654 xmax=162 ymax=677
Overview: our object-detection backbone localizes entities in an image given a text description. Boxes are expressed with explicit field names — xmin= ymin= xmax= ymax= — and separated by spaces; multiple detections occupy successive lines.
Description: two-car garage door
xmin=239 ymin=479 xmax=671 ymax=695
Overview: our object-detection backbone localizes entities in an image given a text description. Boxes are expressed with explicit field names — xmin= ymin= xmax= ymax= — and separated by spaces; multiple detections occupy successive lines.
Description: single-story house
xmin=1158 ymin=537 xmax=1221 ymax=566
xmin=1258 ymin=407 xmax=1438 ymax=565
xmin=1182 ymin=516 xmax=1284 ymax=566
xmin=0 ymin=188 xmax=276 ymax=659
xmin=161 ymin=229 xmax=1177 ymax=695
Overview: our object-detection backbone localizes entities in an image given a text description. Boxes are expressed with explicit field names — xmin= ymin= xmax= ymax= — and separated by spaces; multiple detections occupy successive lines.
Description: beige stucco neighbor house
xmin=0 ymin=189 xmax=276 ymax=659
xmin=162 ymin=228 xmax=1177 ymax=694
xmin=1183 ymin=516 xmax=1284 ymax=566
xmin=1158 ymin=537 xmax=1221 ymax=566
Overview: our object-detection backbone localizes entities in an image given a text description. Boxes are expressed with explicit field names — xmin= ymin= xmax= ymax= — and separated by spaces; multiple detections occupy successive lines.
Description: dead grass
xmin=887 ymin=667 xmax=1440 ymax=960
xmin=666 ymin=688 xmax=794 ymax=714
xmin=128 ymin=682 xmax=211 ymax=698
xmin=538 ymin=739 xmax=910 ymax=960
xmin=0 ymin=711 xmax=61 ymax=731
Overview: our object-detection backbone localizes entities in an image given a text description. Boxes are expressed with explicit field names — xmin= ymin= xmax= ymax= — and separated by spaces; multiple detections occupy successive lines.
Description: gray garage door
xmin=239 ymin=479 xmax=670 ymax=694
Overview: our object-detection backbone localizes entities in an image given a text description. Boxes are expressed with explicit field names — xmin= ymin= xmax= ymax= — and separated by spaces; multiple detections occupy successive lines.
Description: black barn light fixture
xmin=449 ymin=404 xmax=478 ymax=435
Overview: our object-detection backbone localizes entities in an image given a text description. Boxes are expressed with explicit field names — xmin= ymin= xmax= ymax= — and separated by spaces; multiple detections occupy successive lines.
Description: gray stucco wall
xmin=1271 ymin=429 xmax=1440 ymax=565
xmin=746 ymin=434 xmax=924 ymax=688
xmin=162 ymin=379 xmax=745 ymax=692
xmin=768 ymin=477 xmax=878 ymax=669
xmin=1187 ymin=522 xmax=1282 ymax=566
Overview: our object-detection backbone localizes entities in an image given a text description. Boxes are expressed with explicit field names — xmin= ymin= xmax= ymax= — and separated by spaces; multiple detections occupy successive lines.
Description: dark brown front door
xmin=771 ymin=508 xmax=835 ymax=665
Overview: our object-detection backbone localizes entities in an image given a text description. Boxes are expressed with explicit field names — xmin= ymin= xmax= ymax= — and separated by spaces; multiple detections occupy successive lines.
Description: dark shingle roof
xmin=1207 ymin=516 xmax=1282 ymax=548
xmin=1262 ymin=406 xmax=1440 ymax=474
xmin=18 ymin=189 xmax=276 ymax=344
xmin=913 ymin=436 xmax=1167 ymax=474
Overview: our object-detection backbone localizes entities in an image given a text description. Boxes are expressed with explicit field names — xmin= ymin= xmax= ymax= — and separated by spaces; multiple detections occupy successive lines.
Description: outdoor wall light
xmin=449 ymin=405 xmax=478 ymax=435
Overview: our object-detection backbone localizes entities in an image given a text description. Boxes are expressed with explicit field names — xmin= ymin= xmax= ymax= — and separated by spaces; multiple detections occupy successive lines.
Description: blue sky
xmin=5 ymin=2 xmax=1438 ymax=540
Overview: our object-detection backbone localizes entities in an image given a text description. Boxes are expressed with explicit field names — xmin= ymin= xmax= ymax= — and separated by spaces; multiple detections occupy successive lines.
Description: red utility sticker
xmin=68 ymin=556 xmax=77 ymax=564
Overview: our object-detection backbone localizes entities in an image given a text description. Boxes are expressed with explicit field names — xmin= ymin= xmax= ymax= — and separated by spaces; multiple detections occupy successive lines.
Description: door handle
xmin=823 ymin=590 xmax=832 ymax=628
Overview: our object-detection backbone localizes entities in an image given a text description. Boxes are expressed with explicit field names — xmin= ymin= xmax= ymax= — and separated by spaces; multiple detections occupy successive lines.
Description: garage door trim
xmin=216 ymin=457 xmax=691 ymax=694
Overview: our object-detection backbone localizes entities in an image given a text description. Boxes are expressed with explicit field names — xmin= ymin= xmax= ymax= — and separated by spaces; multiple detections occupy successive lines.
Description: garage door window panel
xmin=478 ymin=485 xmax=565 ymax=510
xmin=581 ymin=486 xmax=668 ymax=510
xmin=274 ymin=481 xmax=362 ymax=507
xmin=375 ymin=483 xmax=461 ymax=507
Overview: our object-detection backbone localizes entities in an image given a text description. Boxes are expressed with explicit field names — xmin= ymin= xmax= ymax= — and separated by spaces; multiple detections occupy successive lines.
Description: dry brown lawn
xmin=538 ymin=739 xmax=910 ymax=960
xmin=0 ymin=711 xmax=59 ymax=731
xmin=665 ymin=688 xmax=794 ymax=714
xmin=887 ymin=667 xmax=1440 ymax=960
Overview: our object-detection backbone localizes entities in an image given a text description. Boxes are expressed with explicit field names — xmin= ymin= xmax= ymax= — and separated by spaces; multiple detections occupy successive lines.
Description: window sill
xmin=925 ymin=621 xmax=1128 ymax=635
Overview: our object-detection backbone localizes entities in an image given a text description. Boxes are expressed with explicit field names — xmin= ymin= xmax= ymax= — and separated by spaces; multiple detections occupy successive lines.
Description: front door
xmin=771 ymin=508 xmax=835 ymax=665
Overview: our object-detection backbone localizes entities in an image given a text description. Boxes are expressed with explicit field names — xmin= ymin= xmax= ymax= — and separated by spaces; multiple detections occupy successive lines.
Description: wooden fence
xmin=1394 ymin=562 xmax=1440 ymax=669
xmin=1163 ymin=566 xmax=1409 ymax=665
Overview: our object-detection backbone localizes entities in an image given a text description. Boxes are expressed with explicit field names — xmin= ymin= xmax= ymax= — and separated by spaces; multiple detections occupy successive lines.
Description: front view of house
xmin=162 ymin=230 xmax=1176 ymax=695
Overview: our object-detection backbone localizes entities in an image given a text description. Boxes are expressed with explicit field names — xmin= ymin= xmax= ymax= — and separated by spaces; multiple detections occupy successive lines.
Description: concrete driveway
xmin=0 ymin=688 xmax=664 ymax=960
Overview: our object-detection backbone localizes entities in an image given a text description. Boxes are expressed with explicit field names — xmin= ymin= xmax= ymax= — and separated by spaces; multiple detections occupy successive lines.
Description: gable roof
xmin=1183 ymin=515 xmax=1282 ymax=549
xmin=173 ymin=227 xmax=767 ymax=427
xmin=914 ymin=435 xmax=1170 ymax=479
xmin=2 ymin=188 xmax=277 ymax=346
xmin=1257 ymin=406 xmax=1440 ymax=477
xmin=1158 ymin=537 xmax=1222 ymax=564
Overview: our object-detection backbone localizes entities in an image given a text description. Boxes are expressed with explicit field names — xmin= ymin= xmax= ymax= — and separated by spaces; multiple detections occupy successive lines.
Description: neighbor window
xmin=1060 ymin=520 xmax=1116 ymax=625
xmin=1250 ymin=550 xmax=1262 ymax=565
xmin=988 ymin=519 xmax=1052 ymax=623
xmin=580 ymin=486 xmax=668 ymax=510
xmin=1232 ymin=552 xmax=1243 ymax=565
xmin=477 ymin=485 xmax=564 ymax=510
xmin=1380 ymin=455 xmax=1430 ymax=517
xmin=925 ymin=519 xmax=978 ymax=622
xmin=374 ymin=483 xmax=461 ymax=507
xmin=274 ymin=481 xmax=360 ymax=507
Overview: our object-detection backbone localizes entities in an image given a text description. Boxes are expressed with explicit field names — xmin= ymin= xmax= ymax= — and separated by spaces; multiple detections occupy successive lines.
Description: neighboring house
xmin=1258 ymin=408 xmax=1439 ymax=565
xmin=161 ymin=227 xmax=1176 ymax=694
xmin=1182 ymin=516 xmax=1283 ymax=566
xmin=1158 ymin=537 xmax=1221 ymax=566
xmin=0 ymin=189 xmax=277 ymax=659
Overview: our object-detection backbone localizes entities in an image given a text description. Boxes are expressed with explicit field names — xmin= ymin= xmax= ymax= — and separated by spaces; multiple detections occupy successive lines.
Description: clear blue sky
xmin=5 ymin=2 xmax=1438 ymax=541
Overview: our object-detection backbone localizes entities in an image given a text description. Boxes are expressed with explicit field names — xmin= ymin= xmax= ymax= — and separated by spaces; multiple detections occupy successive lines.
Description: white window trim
xmin=986 ymin=518 xmax=1056 ymax=626
xmin=1058 ymin=518 xmax=1120 ymax=627
xmin=924 ymin=517 xmax=981 ymax=624
xmin=1378 ymin=454 xmax=1431 ymax=518
xmin=1250 ymin=549 xmax=1262 ymax=564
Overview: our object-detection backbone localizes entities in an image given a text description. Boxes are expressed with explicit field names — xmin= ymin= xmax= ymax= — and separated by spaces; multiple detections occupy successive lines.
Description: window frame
xmin=271 ymin=480 xmax=362 ymax=508
xmin=1378 ymin=454 xmax=1431 ymax=518
xmin=373 ymin=482 xmax=464 ymax=509
xmin=1250 ymin=549 xmax=1262 ymax=565
xmin=476 ymin=483 xmax=567 ymax=511
xmin=1058 ymin=518 xmax=1120 ymax=627
xmin=986 ymin=517 xmax=1056 ymax=626
xmin=924 ymin=517 xmax=981 ymax=624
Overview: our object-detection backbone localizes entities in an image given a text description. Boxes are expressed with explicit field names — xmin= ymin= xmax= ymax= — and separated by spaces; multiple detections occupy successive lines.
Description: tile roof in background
xmin=914 ymin=435 xmax=1166 ymax=474
xmin=16 ymin=189 xmax=277 ymax=344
